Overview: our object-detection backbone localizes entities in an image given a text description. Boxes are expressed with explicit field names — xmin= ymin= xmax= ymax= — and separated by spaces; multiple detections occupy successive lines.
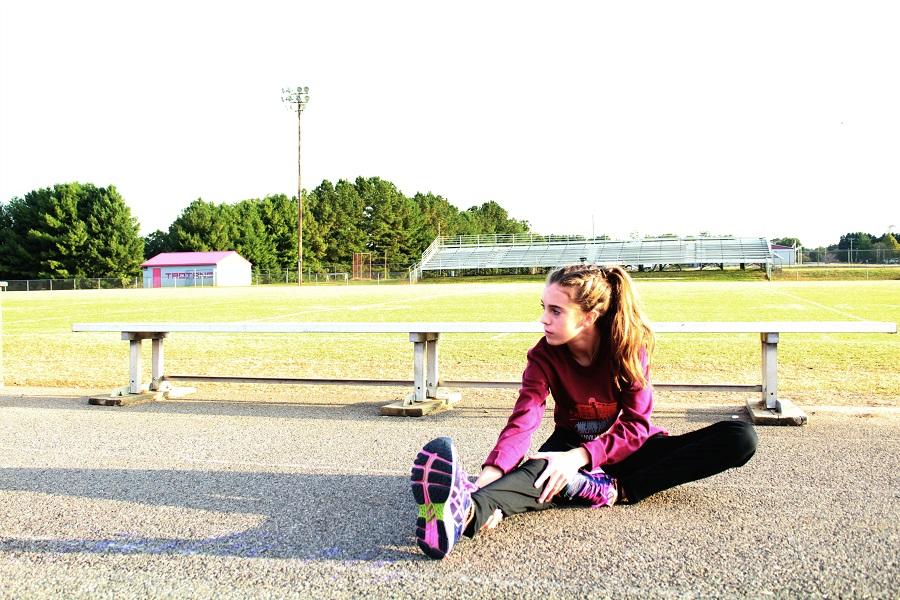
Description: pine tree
xmin=169 ymin=199 xmax=234 ymax=251
xmin=259 ymin=194 xmax=299 ymax=271
xmin=77 ymin=184 xmax=143 ymax=277
xmin=231 ymin=200 xmax=277 ymax=271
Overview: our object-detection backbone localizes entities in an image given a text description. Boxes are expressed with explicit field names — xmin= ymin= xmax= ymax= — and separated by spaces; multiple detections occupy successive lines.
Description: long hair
xmin=546 ymin=264 xmax=654 ymax=391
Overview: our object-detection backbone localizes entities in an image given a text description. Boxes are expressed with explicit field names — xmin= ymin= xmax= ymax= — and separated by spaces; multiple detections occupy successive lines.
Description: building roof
xmin=141 ymin=251 xmax=242 ymax=268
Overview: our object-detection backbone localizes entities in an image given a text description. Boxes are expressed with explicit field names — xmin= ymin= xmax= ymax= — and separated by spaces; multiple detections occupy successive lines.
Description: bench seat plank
xmin=72 ymin=321 xmax=897 ymax=334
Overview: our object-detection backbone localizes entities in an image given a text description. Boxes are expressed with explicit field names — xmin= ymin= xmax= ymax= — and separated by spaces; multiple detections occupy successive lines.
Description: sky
xmin=1 ymin=0 xmax=897 ymax=249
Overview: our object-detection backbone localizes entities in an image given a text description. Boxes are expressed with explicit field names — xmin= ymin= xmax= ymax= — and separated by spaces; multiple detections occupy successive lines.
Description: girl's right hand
xmin=474 ymin=465 xmax=503 ymax=489
xmin=473 ymin=467 xmax=504 ymax=530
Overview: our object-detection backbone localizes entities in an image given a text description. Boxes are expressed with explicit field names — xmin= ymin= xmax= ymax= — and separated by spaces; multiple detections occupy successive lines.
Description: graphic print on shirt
xmin=571 ymin=397 xmax=620 ymax=441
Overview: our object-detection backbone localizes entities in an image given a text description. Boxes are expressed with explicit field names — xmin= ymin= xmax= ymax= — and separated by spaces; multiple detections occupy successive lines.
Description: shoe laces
xmin=566 ymin=468 xmax=617 ymax=507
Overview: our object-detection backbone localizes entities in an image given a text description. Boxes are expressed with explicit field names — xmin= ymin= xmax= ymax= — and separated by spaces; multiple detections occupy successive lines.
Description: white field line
xmin=243 ymin=287 xmax=516 ymax=322
xmin=244 ymin=300 xmax=412 ymax=321
xmin=769 ymin=288 xmax=867 ymax=321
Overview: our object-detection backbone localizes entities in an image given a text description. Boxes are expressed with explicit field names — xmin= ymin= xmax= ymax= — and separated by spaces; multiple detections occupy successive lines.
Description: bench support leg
xmin=406 ymin=332 xmax=440 ymax=405
xmin=746 ymin=332 xmax=807 ymax=425
xmin=129 ymin=338 xmax=143 ymax=395
xmin=426 ymin=333 xmax=439 ymax=398
xmin=761 ymin=332 xmax=778 ymax=410
xmin=408 ymin=333 xmax=438 ymax=404
xmin=151 ymin=337 xmax=164 ymax=392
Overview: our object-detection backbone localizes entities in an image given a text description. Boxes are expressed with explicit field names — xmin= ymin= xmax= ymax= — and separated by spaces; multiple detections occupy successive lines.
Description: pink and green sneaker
xmin=410 ymin=436 xmax=476 ymax=559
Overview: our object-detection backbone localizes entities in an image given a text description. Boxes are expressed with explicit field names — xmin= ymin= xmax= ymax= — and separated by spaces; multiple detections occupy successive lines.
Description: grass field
xmin=2 ymin=279 xmax=897 ymax=406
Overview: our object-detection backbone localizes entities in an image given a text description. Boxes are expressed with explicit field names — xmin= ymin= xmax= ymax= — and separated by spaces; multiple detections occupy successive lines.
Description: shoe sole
xmin=410 ymin=437 xmax=459 ymax=559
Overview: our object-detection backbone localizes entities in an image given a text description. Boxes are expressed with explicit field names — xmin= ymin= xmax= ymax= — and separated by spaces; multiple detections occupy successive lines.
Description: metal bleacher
xmin=409 ymin=234 xmax=772 ymax=281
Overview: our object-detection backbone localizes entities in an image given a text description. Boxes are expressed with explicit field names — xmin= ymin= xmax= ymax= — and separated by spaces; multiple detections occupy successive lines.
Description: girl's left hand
xmin=529 ymin=448 xmax=590 ymax=504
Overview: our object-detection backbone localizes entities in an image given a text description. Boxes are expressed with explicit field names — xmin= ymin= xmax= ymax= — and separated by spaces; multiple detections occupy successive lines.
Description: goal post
xmin=352 ymin=252 xmax=372 ymax=280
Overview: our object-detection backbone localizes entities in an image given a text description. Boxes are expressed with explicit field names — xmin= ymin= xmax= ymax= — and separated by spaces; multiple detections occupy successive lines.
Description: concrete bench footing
xmin=380 ymin=399 xmax=449 ymax=417
xmin=89 ymin=392 xmax=161 ymax=406
xmin=88 ymin=384 xmax=196 ymax=407
xmin=746 ymin=398 xmax=808 ymax=425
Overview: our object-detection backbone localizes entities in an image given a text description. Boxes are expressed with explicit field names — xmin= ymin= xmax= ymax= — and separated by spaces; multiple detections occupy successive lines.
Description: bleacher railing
xmin=440 ymin=233 xmax=604 ymax=247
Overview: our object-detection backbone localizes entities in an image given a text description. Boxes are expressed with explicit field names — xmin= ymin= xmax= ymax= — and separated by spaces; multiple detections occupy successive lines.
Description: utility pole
xmin=282 ymin=86 xmax=310 ymax=284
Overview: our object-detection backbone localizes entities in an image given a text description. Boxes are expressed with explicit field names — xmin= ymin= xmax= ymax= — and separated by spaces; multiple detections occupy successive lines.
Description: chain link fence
xmin=1 ymin=277 xmax=143 ymax=292
xmin=2 ymin=250 xmax=897 ymax=292
xmin=798 ymin=248 xmax=900 ymax=264
xmin=1 ymin=268 xmax=413 ymax=291
xmin=253 ymin=267 xmax=413 ymax=285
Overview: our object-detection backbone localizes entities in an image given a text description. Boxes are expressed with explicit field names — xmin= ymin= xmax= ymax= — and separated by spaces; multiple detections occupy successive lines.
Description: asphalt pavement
xmin=0 ymin=388 xmax=897 ymax=599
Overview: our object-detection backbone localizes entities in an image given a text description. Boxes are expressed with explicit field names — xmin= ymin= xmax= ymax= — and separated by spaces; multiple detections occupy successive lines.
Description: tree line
xmin=772 ymin=233 xmax=900 ymax=263
xmin=0 ymin=178 xmax=529 ymax=279
xmin=2 ymin=180 xmax=895 ymax=280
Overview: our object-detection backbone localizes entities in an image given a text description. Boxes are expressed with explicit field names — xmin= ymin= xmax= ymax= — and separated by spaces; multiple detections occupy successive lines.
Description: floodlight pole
xmin=282 ymin=86 xmax=310 ymax=284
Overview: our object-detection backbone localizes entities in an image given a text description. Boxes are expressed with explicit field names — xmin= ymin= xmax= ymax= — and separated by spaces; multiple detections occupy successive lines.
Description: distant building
xmin=771 ymin=244 xmax=799 ymax=266
xmin=141 ymin=251 xmax=252 ymax=288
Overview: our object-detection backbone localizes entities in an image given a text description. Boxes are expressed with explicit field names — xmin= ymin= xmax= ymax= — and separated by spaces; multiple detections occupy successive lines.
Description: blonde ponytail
xmin=546 ymin=265 xmax=654 ymax=390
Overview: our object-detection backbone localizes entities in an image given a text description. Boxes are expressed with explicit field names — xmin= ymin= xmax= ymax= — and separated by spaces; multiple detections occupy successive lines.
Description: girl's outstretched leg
xmin=410 ymin=437 xmax=477 ymax=559
xmin=604 ymin=420 xmax=758 ymax=503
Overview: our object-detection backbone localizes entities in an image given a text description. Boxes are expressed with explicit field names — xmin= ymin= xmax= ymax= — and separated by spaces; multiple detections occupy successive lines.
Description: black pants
xmin=466 ymin=420 xmax=758 ymax=535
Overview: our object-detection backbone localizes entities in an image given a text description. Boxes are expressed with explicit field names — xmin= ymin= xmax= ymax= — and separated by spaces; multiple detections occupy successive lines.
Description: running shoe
xmin=561 ymin=467 xmax=618 ymax=508
xmin=410 ymin=436 xmax=476 ymax=559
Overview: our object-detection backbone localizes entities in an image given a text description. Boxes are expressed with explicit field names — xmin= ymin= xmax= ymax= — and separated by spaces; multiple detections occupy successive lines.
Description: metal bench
xmin=72 ymin=321 xmax=896 ymax=423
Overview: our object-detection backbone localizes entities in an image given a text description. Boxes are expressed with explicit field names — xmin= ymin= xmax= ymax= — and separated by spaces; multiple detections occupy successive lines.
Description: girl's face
xmin=539 ymin=283 xmax=595 ymax=346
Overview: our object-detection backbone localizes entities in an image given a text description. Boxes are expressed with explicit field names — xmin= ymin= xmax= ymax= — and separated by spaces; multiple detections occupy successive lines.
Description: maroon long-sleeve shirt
xmin=483 ymin=337 xmax=667 ymax=473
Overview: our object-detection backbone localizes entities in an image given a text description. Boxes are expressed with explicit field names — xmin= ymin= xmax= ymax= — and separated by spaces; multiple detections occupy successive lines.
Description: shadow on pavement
xmin=0 ymin=467 xmax=420 ymax=562
xmin=0 ymin=393 xmax=407 ymax=421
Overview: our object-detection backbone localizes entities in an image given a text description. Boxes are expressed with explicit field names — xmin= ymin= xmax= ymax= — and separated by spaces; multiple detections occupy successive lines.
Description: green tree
xmin=77 ymin=184 xmax=143 ymax=277
xmin=0 ymin=199 xmax=34 ymax=277
xmin=231 ymin=200 xmax=277 ymax=271
xmin=837 ymin=232 xmax=875 ymax=263
xmin=169 ymin=199 xmax=234 ymax=252
xmin=144 ymin=229 xmax=174 ymax=258
xmin=414 ymin=192 xmax=470 ymax=241
xmin=873 ymin=232 xmax=900 ymax=263
xmin=877 ymin=232 xmax=900 ymax=250
xmin=466 ymin=201 xmax=530 ymax=235
xmin=0 ymin=183 xmax=142 ymax=278
xmin=300 ymin=189 xmax=326 ymax=272
xmin=0 ymin=203 xmax=11 ymax=274
xmin=258 ymin=194 xmax=298 ymax=270
xmin=358 ymin=176 xmax=427 ymax=267
xmin=308 ymin=179 xmax=367 ymax=266
xmin=25 ymin=185 xmax=87 ymax=277
xmin=771 ymin=237 xmax=802 ymax=247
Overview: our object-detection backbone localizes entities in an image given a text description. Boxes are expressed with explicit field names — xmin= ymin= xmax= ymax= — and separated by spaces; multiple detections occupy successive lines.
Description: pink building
xmin=141 ymin=251 xmax=252 ymax=288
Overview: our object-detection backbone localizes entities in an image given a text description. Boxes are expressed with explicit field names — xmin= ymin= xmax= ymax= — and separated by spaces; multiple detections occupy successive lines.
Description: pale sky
xmin=1 ymin=1 xmax=898 ymax=249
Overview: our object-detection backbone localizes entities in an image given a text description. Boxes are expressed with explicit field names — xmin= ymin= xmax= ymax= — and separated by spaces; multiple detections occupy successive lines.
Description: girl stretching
xmin=410 ymin=264 xmax=758 ymax=559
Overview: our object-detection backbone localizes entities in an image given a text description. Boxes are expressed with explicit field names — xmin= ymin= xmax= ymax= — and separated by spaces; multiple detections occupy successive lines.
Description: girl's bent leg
xmin=603 ymin=420 xmax=758 ymax=503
